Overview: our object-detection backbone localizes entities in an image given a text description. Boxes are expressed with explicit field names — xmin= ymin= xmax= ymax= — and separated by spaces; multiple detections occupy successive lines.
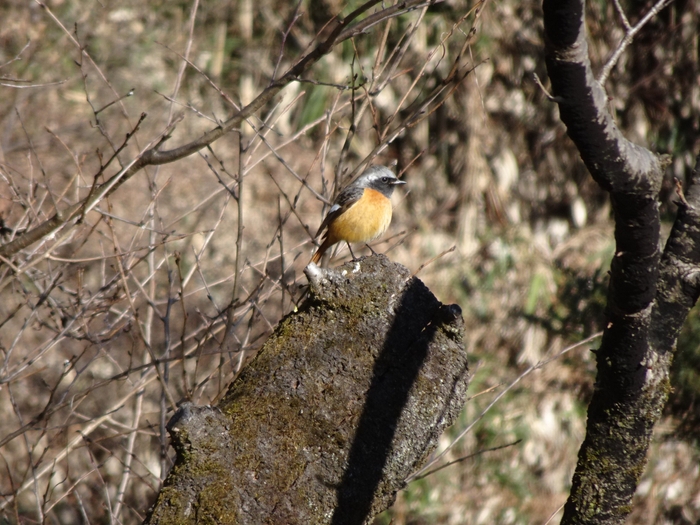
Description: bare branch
xmin=598 ymin=0 xmax=673 ymax=86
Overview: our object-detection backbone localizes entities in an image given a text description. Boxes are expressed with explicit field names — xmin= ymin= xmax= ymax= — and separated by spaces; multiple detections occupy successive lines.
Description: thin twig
xmin=95 ymin=87 xmax=135 ymax=115
xmin=112 ymin=386 xmax=144 ymax=521
xmin=543 ymin=502 xmax=567 ymax=525
xmin=233 ymin=134 xmax=245 ymax=307
xmin=533 ymin=72 xmax=560 ymax=102
xmin=409 ymin=439 xmax=522 ymax=482
xmin=412 ymin=245 xmax=456 ymax=276
xmin=0 ymin=40 xmax=31 ymax=69
xmin=271 ymin=1 xmax=303 ymax=82
xmin=598 ymin=0 xmax=672 ymax=85
xmin=167 ymin=0 xmax=200 ymax=125
xmin=612 ymin=0 xmax=632 ymax=30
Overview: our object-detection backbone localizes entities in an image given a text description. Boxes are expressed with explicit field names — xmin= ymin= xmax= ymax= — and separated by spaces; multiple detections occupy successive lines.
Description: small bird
xmin=310 ymin=165 xmax=406 ymax=264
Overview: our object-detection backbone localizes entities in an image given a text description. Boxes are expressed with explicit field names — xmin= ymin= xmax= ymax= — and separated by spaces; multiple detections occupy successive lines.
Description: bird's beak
xmin=392 ymin=179 xmax=407 ymax=185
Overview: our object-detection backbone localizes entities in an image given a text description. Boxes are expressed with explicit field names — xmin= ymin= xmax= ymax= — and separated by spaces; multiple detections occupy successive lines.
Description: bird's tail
xmin=310 ymin=237 xmax=331 ymax=265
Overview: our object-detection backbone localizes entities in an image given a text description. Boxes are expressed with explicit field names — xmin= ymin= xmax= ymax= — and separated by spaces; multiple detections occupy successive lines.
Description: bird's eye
xmin=381 ymin=177 xmax=390 ymax=183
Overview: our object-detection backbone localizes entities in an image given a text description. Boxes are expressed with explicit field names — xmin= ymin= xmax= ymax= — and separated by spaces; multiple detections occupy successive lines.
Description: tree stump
xmin=145 ymin=255 xmax=469 ymax=525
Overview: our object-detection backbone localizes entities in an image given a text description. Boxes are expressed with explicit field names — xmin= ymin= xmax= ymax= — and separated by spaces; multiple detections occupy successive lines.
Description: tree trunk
xmin=542 ymin=0 xmax=700 ymax=523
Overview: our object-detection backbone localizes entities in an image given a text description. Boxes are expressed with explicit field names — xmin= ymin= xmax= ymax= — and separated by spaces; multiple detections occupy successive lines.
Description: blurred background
xmin=1 ymin=0 xmax=699 ymax=523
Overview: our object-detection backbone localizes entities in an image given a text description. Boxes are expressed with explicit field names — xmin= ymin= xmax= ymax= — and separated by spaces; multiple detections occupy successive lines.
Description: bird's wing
xmin=314 ymin=186 xmax=365 ymax=238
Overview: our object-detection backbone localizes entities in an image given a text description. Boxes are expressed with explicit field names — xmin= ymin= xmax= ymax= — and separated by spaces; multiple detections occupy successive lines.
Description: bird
xmin=310 ymin=165 xmax=406 ymax=265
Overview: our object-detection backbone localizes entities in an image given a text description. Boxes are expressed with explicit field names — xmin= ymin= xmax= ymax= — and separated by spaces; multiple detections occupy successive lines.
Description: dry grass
xmin=1 ymin=0 xmax=699 ymax=524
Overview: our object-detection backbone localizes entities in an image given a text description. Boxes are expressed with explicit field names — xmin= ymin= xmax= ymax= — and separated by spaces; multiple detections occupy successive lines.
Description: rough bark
xmin=144 ymin=254 xmax=469 ymax=525
xmin=543 ymin=1 xmax=700 ymax=523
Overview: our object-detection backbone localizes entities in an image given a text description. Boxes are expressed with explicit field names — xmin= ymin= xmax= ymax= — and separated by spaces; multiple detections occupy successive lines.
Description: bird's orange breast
xmin=327 ymin=188 xmax=393 ymax=244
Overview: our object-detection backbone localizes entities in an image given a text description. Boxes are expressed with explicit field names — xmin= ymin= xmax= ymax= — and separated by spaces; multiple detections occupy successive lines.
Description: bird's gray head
xmin=352 ymin=165 xmax=406 ymax=198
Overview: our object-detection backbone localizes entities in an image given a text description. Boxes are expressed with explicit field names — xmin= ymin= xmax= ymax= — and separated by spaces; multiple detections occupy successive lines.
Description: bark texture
xmin=144 ymin=254 xmax=469 ymax=525
xmin=543 ymin=1 xmax=700 ymax=523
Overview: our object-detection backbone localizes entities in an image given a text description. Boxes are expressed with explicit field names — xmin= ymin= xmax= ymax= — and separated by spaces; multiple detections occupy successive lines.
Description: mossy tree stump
xmin=145 ymin=255 xmax=469 ymax=525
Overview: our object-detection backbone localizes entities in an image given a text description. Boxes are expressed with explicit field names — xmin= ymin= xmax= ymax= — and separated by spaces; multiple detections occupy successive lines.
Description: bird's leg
xmin=347 ymin=242 xmax=358 ymax=260
xmin=365 ymin=243 xmax=378 ymax=256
